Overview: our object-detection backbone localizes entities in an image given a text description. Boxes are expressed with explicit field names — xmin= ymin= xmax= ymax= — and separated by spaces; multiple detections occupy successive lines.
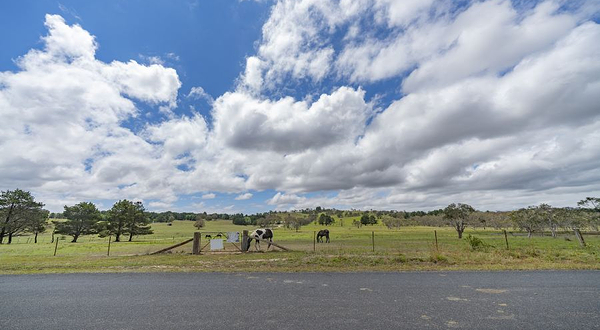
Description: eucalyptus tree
xmin=510 ymin=207 xmax=544 ymax=238
xmin=537 ymin=204 xmax=558 ymax=238
xmin=577 ymin=197 xmax=600 ymax=230
xmin=443 ymin=203 xmax=475 ymax=239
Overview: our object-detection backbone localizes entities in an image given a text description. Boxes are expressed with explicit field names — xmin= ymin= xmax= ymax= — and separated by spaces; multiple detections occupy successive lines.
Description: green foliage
xmin=125 ymin=201 xmax=153 ymax=241
xmin=464 ymin=234 xmax=490 ymax=251
xmin=360 ymin=213 xmax=377 ymax=225
xmin=55 ymin=202 xmax=101 ymax=242
xmin=444 ymin=203 xmax=475 ymax=238
xmin=231 ymin=214 xmax=247 ymax=225
xmin=510 ymin=207 xmax=544 ymax=238
xmin=318 ymin=214 xmax=335 ymax=226
xmin=0 ymin=189 xmax=46 ymax=244
xmin=105 ymin=200 xmax=153 ymax=242
xmin=578 ymin=197 xmax=600 ymax=230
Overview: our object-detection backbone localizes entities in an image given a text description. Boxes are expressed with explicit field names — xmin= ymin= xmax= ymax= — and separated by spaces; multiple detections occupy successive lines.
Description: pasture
xmin=1 ymin=220 xmax=599 ymax=274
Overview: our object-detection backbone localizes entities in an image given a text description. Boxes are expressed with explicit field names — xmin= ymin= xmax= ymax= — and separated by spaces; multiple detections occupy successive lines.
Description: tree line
xmin=0 ymin=189 xmax=153 ymax=244
xmin=2 ymin=188 xmax=598 ymax=243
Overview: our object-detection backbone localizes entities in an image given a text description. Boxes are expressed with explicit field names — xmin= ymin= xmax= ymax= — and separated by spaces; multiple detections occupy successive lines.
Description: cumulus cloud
xmin=212 ymin=86 xmax=369 ymax=153
xmin=0 ymin=14 xmax=182 ymax=210
xmin=202 ymin=193 xmax=216 ymax=199
xmin=267 ymin=192 xmax=307 ymax=206
xmin=3 ymin=1 xmax=600 ymax=212
xmin=235 ymin=193 xmax=253 ymax=200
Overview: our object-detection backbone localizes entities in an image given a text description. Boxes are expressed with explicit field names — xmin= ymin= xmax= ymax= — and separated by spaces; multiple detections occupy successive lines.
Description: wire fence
xmin=3 ymin=228 xmax=598 ymax=258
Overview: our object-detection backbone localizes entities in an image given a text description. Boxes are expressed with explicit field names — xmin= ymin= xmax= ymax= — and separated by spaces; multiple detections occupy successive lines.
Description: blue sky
xmin=1 ymin=0 xmax=599 ymax=213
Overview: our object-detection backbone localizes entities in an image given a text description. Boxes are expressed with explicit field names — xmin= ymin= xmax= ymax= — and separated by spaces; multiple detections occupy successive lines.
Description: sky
xmin=1 ymin=0 xmax=599 ymax=213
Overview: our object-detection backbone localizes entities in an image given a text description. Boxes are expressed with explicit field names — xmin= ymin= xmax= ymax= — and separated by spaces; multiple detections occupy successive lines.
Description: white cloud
xmin=202 ymin=193 xmax=216 ymax=199
xmin=267 ymin=192 xmax=307 ymax=205
xmin=0 ymin=14 xmax=182 ymax=209
xmin=187 ymin=86 xmax=214 ymax=104
xmin=212 ymin=86 xmax=369 ymax=153
xmin=3 ymin=2 xmax=600 ymax=212
xmin=235 ymin=193 xmax=253 ymax=200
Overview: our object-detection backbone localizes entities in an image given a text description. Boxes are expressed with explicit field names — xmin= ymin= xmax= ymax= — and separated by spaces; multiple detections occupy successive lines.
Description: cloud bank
xmin=2 ymin=1 xmax=600 ymax=212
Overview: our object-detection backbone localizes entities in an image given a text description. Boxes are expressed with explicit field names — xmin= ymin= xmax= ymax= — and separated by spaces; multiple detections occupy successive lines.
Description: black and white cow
xmin=248 ymin=228 xmax=273 ymax=251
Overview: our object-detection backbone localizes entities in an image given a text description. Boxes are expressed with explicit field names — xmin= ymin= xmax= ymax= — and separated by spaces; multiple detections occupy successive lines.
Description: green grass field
xmin=1 ymin=220 xmax=599 ymax=274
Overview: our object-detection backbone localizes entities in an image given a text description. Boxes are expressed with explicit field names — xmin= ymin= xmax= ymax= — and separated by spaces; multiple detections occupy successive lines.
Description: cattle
xmin=248 ymin=228 xmax=273 ymax=251
xmin=205 ymin=234 xmax=212 ymax=239
xmin=317 ymin=229 xmax=330 ymax=243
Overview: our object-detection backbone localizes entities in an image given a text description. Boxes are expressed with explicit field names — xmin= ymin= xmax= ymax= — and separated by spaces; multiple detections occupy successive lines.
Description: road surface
xmin=1 ymin=271 xmax=599 ymax=329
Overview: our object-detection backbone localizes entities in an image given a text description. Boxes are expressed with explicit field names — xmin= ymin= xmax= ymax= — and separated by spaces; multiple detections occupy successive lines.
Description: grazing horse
xmin=317 ymin=229 xmax=330 ymax=243
xmin=249 ymin=228 xmax=273 ymax=251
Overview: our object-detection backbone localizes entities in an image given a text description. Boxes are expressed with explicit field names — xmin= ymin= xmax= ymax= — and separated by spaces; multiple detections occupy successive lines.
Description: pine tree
xmin=55 ymin=202 xmax=101 ymax=243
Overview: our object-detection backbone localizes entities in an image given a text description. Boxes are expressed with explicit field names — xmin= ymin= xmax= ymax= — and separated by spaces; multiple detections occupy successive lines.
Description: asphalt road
xmin=1 ymin=271 xmax=599 ymax=329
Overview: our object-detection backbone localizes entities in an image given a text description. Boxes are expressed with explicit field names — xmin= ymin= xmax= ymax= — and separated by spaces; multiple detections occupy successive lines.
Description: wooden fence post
xmin=53 ymin=238 xmax=59 ymax=256
xmin=574 ymin=229 xmax=586 ymax=247
xmin=192 ymin=232 xmax=201 ymax=255
xmin=503 ymin=230 xmax=509 ymax=250
xmin=107 ymin=236 xmax=112 ymax=256
xmin=313 ymin=231 xmax=316 ymax=252
xmin=372 ymin=231 xmax=375 ymax=252
xmin=434 ymin=230 xmax=439 ymax=252
xmin=242 ymin=230 xmax=249 ymax=252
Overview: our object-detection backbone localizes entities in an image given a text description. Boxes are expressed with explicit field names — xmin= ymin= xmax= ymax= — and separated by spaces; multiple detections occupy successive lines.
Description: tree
xmin=360 ymin=213 xmax=377 ymax=226
xmin=537 ymin=204 xmax=558 ymax=238
xmin=510 ymin=207 xmax=544 ymax=238
xmin=55 ymin=202 xmax=101 ymax=243
xmin=318 ymin=214 xmax=335 ymax=226
xmin=0 ymin=189 xmax=45 ymax=244
xmin=194 ymin=214 xmax=206 ymax=229
xmin=124 ymin=201 xmax=153 ymax=242
xmin=232 ymin=213 xmax=247 ymax=225
xmin=443 ymin=203 xmax=475 ymax=239
xmin=578 ymin=197 xmax=600 ymax=230
xmin=382 ymin=215 xmax=402 ymax=229
xmin=27 ymin=209 xmax=50 ymax=243
xmin=106 ymin=200 xmax=131 ymax=242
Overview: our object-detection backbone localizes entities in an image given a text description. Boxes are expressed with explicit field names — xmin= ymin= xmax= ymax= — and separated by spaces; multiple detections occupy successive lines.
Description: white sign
xmin=210 ymin=239 xmax=224 ymax=250
xmin=227 ymin=232 xmax=239 ymax=243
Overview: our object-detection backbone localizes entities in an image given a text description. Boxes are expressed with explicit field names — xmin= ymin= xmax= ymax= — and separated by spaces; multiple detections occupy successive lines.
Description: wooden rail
xmin=251 ymin=236 xmax=290 ymax=251
xmin=150 ymin=238 xmax=194 ymax=255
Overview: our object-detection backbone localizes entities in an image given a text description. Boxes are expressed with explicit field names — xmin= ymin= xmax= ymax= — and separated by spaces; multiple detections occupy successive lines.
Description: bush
xmin=465 ymin=234 xmax=491 ymax=251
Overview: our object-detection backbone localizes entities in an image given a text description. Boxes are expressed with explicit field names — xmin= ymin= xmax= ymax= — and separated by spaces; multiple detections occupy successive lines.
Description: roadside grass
xmin=1 ymin=220 xmax=598 ymax=274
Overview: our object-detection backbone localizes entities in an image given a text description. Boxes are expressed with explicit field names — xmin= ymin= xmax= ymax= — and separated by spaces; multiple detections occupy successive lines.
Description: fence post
xmin=434 ymin=230 xmax=439 ymax=252
xmin=313 ymin=231 xmax=316 ymax=252
xmin=53 ymin=238 xmax=59 ymax=256
xmin=107 ymin=236 xmax=112 ymax=256
xmin=574 ymin=229 xmax=586 ymax=247
xmin=242 ymin=230 xmax=249 ymax=252
xmin=503 ymin=230 xmax=509 ymax=250
xmin=193 ymin=232 xmax=201 ymax=255
xmin=372 ymin=231 xmax=375 ymax=252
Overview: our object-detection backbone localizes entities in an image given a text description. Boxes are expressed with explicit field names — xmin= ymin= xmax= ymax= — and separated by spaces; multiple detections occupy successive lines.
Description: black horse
xmin=316 ymin=229 xmax=330 ymax=243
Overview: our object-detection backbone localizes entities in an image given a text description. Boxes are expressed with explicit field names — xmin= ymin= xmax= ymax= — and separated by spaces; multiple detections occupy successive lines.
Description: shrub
xmin=465 ymin=234 xmax=491 ymax=251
